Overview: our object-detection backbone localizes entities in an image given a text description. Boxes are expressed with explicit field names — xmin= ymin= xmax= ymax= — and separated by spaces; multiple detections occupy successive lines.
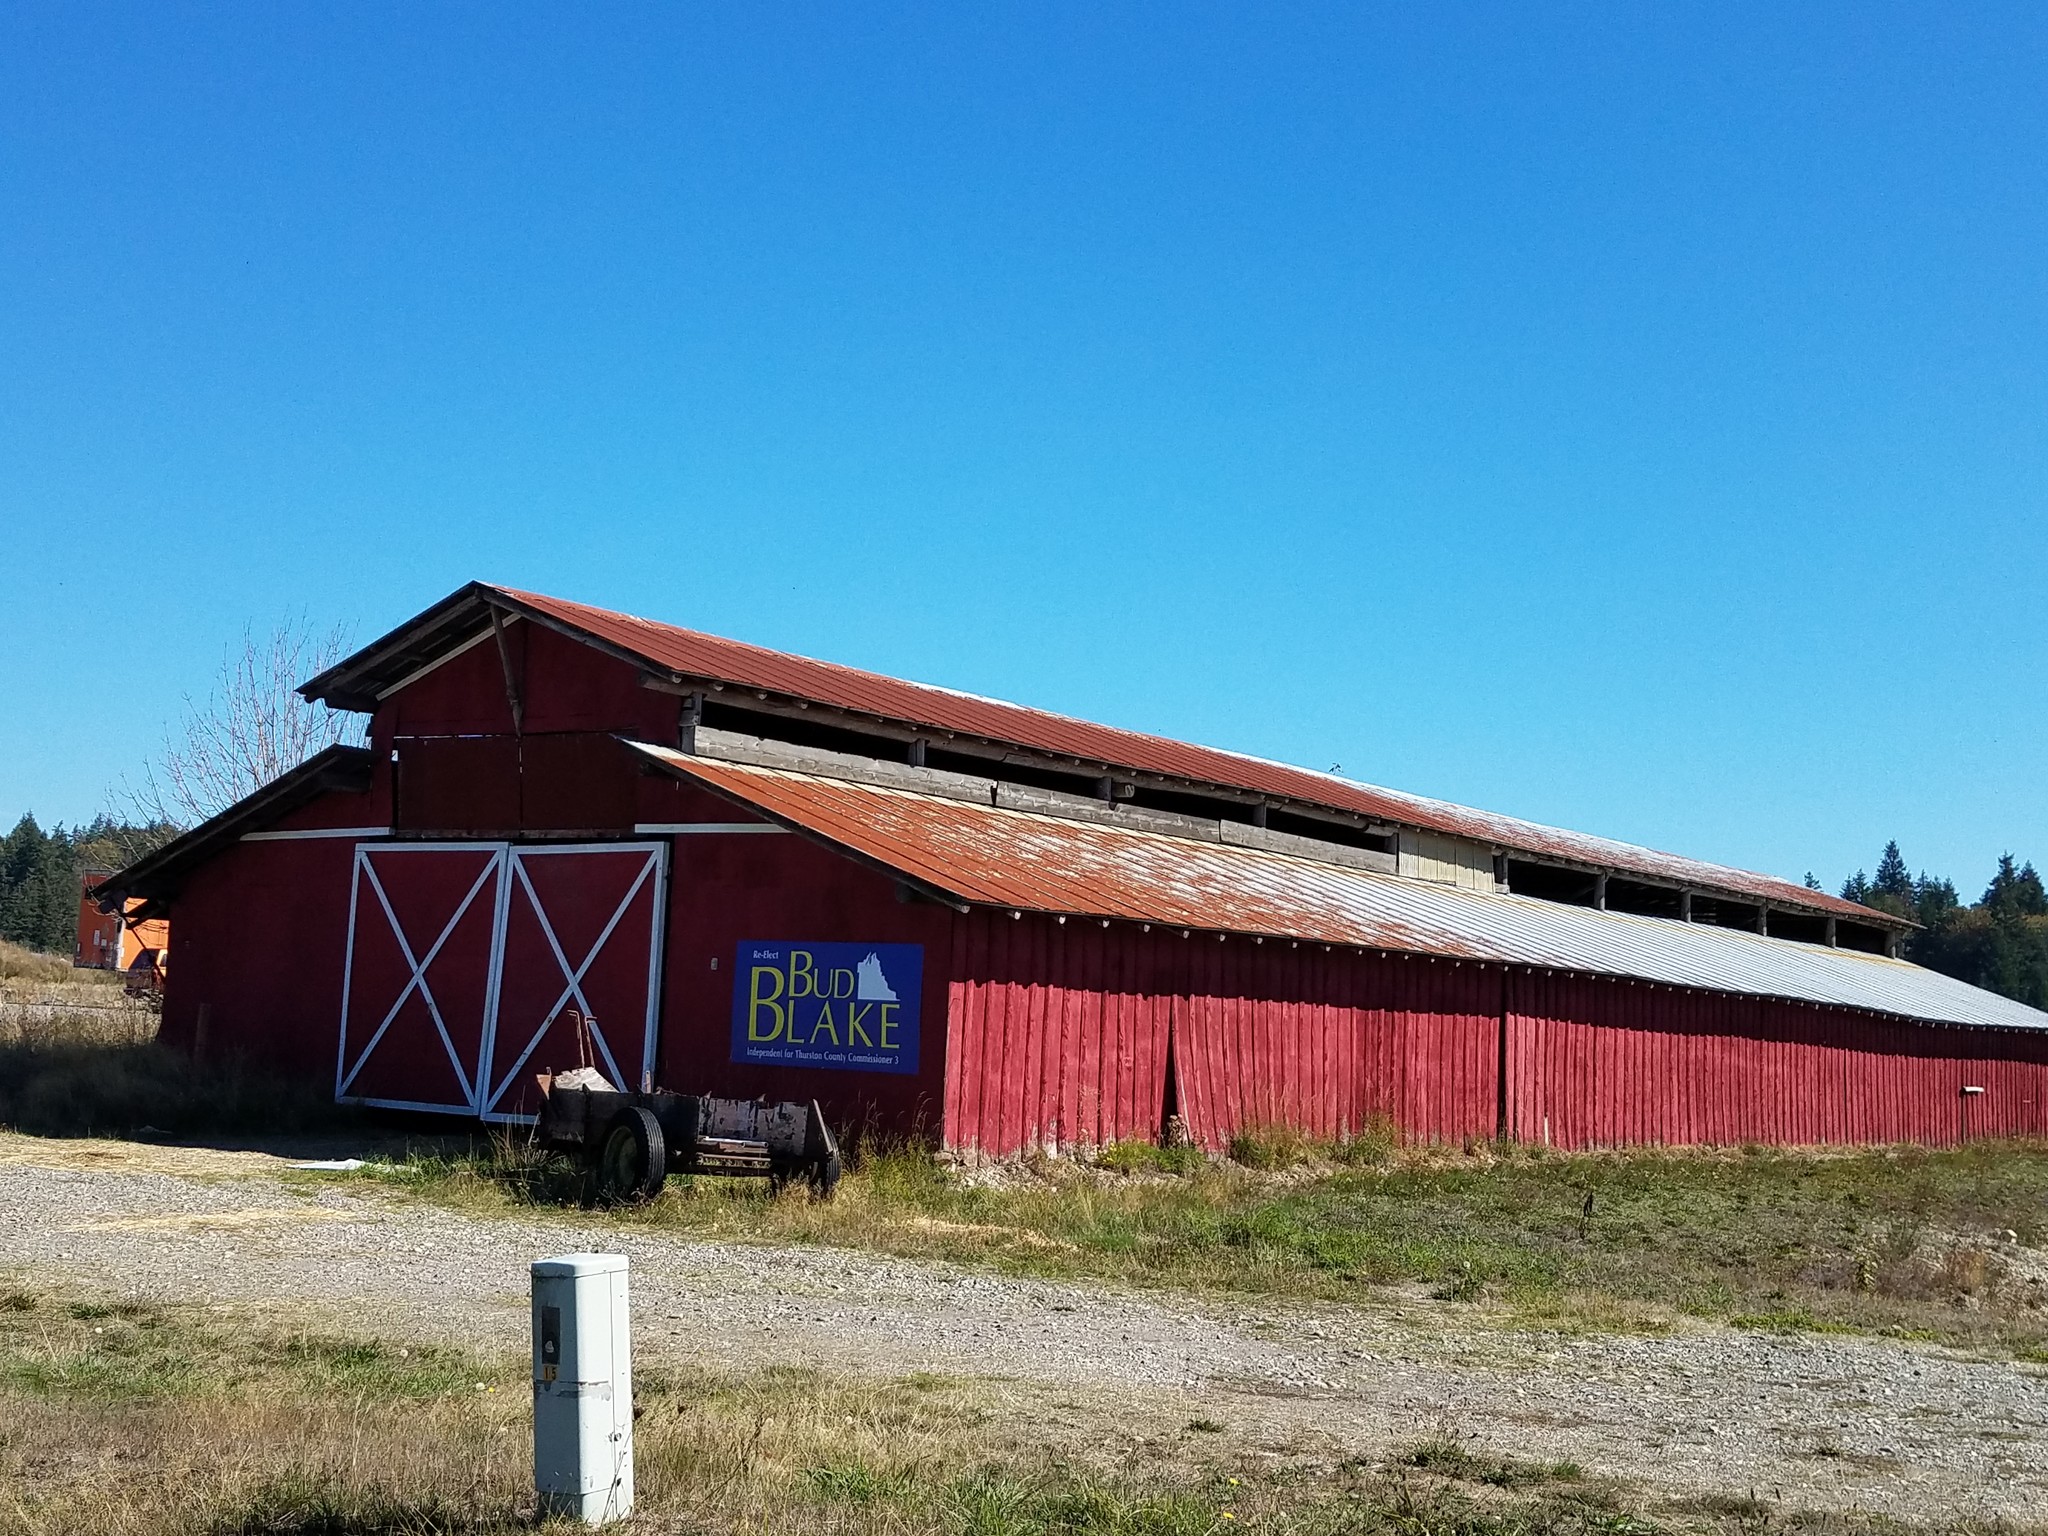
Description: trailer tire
xmin=809 ymin=1151 xmax=842 ymax=1200
xmin=596 ymin=1106 xmax=667 ymax=1203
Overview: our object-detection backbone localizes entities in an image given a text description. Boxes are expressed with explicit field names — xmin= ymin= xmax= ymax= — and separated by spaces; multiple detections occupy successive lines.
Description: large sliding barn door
xmin=337 ymin=844 xmax=508 ymax=1115
xmin=477 ymin=844 xmax=667 ymax=1121
xmin=337 ymin=841 xmax=667 ymax=1121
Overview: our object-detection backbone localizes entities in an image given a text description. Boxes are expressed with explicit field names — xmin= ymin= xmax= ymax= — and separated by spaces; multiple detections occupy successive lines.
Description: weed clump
xmin=1095 ymin=1140 xmax=1206 ymax=1176
xmin=1227 ymin=1124 xmax=1319 ymax=1170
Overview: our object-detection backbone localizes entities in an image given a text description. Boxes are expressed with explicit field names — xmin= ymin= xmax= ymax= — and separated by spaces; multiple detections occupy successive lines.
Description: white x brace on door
xmin=337 ymin=841 xmax=668 ymax=1121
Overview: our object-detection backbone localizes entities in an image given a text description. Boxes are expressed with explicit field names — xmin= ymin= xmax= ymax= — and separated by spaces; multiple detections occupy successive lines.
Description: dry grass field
xmin=0 ymin=938 xmax=121 ymax=995
xmin=0 ymin=987 xmax=345 ymax=1139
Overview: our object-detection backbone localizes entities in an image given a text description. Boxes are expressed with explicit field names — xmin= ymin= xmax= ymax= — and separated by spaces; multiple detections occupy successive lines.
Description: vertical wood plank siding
xmin=943 ymin=913 xmax=2048 ymax=1156
xmin=944 ymin=917 xmax=1500 ymax=1152
xmin=1502 ymin=971 xmax=2048 ymax=1148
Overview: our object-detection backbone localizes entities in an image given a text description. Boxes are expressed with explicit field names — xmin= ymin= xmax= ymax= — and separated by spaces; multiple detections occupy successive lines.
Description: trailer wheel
xmin=595 ymin=1106 xmax=667 ymax=1203
xmin=808 ymin=1151 xmax=842 ymax=1200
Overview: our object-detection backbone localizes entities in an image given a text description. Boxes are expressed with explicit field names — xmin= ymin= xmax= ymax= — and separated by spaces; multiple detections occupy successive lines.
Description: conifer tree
xmin=1874 ymin=841 xmax=1913 ymax=899
xmin=1984 ymin=854 xmax=2048 ymax=919
xmin=0 ymin=812 xmax=177 ymax=958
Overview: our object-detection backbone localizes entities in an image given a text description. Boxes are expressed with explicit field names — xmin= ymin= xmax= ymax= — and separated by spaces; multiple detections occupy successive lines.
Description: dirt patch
xmin=65 ymin=1206 xmax=349 ymax=1234
xmin=0 ymin=1131 xmax=309 ymax=1180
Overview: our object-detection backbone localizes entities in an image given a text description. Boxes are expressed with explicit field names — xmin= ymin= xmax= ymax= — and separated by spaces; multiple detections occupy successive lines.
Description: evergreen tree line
xmin=1835 ymin=841 xmax=2048 ymax=1009
xmin=0 ymin=814 xmax=178 ymax=957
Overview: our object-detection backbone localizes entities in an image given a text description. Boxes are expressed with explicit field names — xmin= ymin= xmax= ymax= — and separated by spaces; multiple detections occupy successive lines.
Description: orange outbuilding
xmin=76 ymin=872 xmax=169 ymax=974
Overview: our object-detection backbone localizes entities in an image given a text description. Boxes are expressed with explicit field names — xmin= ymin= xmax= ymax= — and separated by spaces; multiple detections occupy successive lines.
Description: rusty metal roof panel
xmin=629 ymin=745 xmax=2048 ymax=1034
xmin=479 ymin=586 xmax=1887 ymax=924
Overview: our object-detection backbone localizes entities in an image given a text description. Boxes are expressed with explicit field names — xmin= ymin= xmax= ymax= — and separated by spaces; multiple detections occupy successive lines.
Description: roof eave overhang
xmin=91 ymin=745 xmax=377 ymax=916
xmin=619 ymin=742 xmax=2020 ymax=1034
xmin=622 ymin=737 xmax=973 ymax=914
xmin=303 ymin=581 xmax=713 ymax=712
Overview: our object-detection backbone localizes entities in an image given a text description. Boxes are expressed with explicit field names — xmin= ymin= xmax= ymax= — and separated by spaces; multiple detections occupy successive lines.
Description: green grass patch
xmin=0 ymin=1289 xmax=489 ymax=1404
xmin=1399 ymin=1433 xmax=1592 ymax=1491
xmin=1095 ymin=1139 xmax=1208 ymax=1175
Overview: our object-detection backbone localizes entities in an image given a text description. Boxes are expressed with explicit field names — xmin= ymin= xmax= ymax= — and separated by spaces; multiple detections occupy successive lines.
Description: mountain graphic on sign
xmin=855 ymin=952 xmax=898 ymax=1002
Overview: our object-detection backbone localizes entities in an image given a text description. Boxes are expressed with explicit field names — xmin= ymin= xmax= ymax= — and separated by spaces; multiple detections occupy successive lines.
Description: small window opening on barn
xmin=1602 ymin=878 xmax=1684 ymax=919
xmin=1834 ymin=920 xmax=1890 ymax=955
xmin=1125 ymin=783 xmax=1263 ymax=826
xmin=1688 ymin=894 xmax=1764 ymax=931
xmin=921 ymin=745 xmax=1103 ymax=799
xmin=1505 ymin=860 xmax=1600 ymax=907
xmin=701 ymin=699 xmax=907 ymax=762
xmin=1263 ymin=808 xmax=1397 ymax=854
xmin=1767 ymin=910 xmax=1830 ymax=945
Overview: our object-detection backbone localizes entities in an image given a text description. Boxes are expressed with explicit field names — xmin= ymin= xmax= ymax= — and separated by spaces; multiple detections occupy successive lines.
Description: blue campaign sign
xmin=730 ymin=942 xmax=923 ymax=1075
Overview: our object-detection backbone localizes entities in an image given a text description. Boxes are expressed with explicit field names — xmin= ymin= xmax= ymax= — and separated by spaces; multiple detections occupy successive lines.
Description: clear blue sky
xmin=2 ymin=4 xmax=2042 ymax=896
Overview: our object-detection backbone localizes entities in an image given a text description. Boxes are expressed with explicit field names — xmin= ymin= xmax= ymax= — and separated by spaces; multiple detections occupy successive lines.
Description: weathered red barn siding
xmin=939 ymin=925 xmax=2048 ymax=1157
xmin=944 ymin=915 xmax=1176 ymax=1154
xmin=157 ymin=779 xmax=387 ymax=1076
xmin=656 ymin=782 xmax=955 ymax=1137
xmin=381 ymin=618 xmax=676 ymax=741
xmin=941 ymin=920 xmax=1501 ymax=1155
xmin=1503 ymin=970 xmax=2048 ymax=1149
xmin=378 ymin=618 xmax=677 ymax=834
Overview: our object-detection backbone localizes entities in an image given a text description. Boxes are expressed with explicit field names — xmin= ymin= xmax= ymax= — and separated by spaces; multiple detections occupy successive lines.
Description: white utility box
xmin=531 ymin=1252 xmax=634 ymax=1524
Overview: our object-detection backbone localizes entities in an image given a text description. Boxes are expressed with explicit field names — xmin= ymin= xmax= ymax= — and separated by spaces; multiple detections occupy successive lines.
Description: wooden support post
xmin=1251 ymin=803 xmax=1269 ymax=828
xmin=907 ymin=738 xmax=927 ymax=768
xmin=1593 ymin=873 xmax=1608 ymax=911
xmin=489 ymin=607 xmax=524 ymax=735
xmin=1680 ymin=891 xmax=1693 ymax=923
xmin=1756 ymin=906 xmax=1770 ymax=935
xmin=677 ymin=691 xmax=704 ymax=754
xmin=1825 ymin=915 xmax=1838 ymax=948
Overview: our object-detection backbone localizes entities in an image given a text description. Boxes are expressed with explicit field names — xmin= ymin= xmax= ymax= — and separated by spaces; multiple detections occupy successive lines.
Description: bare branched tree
xmin=128 ymin=617 xmax=364 ymax=828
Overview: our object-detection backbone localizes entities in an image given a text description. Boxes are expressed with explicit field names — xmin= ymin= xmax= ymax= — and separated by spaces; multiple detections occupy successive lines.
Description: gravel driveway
xmin=3 ymin=1138 xmax=2043 ymax=1521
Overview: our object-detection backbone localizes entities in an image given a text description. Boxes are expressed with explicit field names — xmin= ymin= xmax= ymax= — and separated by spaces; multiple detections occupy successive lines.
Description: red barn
xmin=95 ymin=582 xmax=2048 ymax=1151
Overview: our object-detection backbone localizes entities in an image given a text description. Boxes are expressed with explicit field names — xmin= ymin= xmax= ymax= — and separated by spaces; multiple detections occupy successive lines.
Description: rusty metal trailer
xmin=535 ymin=1078 xmax=841 ymax=1201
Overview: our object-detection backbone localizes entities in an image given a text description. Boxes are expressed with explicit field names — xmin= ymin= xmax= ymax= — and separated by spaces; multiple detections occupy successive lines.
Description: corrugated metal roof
xmin=629 ymin=744 xmax=2048 ymax=1034
xmin=473 ymin=586 xmax=1889 ymax=925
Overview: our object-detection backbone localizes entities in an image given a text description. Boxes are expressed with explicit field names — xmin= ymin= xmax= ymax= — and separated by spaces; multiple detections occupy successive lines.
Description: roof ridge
xmin=321 ymin=582 xmax=1897 ymax=929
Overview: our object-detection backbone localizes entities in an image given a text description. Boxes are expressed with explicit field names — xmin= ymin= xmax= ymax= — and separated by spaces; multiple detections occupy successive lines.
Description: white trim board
xmin=633 ymin=822 xmax=788 ymax=835
xmin=243 ymin=827 xmax=391 ymax=842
